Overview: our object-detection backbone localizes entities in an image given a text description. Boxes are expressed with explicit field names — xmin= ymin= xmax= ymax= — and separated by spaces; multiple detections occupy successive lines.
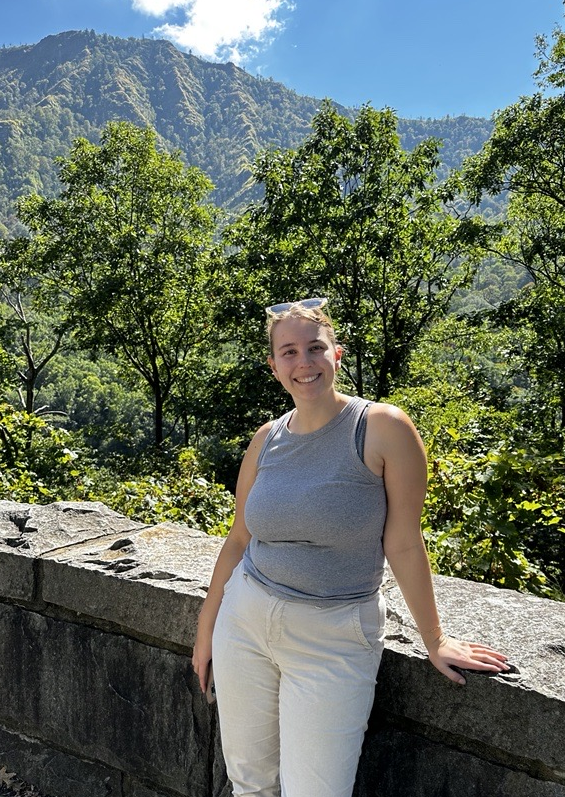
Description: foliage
xmin=0 ymin=30 xmax=495 ymax=233
xmin=13 ymin=121 xmax=218 ymax=446
xmin=389 ymin=314 xmax=518 ymax=452
xmin=35 ymin=349 xmax=155 ymax=458
xmin=0 ymin=402 xmax=92 ymax=503
xmin=0 ymin=30 xmax=564 ymax=597
xmin=0 ymin=400 xmax=234 ymax=533
xmin=463 ymin=79 xmax=565 ymax=437
xmin=423 ymin=440 xmax=565 ymax=599
xmin=94 ymin=447 xmax=235 ymax=535
xmin=0 ymin=286 xmax=68 ymax=416
xmin=223 ymin=102 xmax=490 ymax=401
xmin=390 ymin=313 xmax=565 ymax=599
xmin=169 ymin=336 xmax=290 ymax=490
xmin=0 ymin=341 xmax=17 ymax=391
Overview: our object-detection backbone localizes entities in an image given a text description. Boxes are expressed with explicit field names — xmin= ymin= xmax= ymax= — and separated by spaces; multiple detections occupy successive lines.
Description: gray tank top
xmin=243 ymin=396 xmax=387 ymax=603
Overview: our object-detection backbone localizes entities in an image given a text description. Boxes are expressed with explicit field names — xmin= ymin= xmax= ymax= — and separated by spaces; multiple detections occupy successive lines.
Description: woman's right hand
xmin=192 ymin=629 xmax=213 ymax=694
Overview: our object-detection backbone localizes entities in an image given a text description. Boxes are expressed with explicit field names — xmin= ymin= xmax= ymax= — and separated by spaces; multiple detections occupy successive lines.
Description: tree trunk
xmin=355 ymin=349 xmax=364 ymax=398
xmin=154 ymin=391 xmax=164 ymax=447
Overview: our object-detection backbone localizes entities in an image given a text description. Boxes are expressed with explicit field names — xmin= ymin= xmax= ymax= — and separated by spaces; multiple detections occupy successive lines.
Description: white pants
xmin=212 ymin=562 xmax=386 ymax=797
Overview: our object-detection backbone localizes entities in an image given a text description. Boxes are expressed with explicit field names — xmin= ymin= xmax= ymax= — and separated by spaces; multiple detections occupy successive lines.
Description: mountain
xmin=0 ymin=30 xmax=493 ymax=235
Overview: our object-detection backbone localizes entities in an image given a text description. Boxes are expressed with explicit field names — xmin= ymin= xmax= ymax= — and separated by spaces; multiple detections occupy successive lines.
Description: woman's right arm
xmin=191 ymin=422 xmax=272 ymax=693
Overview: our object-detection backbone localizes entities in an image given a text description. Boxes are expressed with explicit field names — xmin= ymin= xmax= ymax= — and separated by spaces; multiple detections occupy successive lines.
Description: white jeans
xmin=212 ymin=562 xmax=386 ymax=797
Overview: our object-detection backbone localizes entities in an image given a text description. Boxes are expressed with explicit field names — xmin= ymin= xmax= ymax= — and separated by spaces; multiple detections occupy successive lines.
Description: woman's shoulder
xmin=366 ymin=400 xmax=412 ymax=423
xmin=365 ymin=401 xmax=422 ymax=447
xmin=238 ymin=421 xmax=276 ymax=488
xmin=248 ymin=420 xmax=275 ymax=450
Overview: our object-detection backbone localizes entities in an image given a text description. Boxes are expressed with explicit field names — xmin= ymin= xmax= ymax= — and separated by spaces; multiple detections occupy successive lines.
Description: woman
xmin=192 ymin=298 xmax=508 ymax=797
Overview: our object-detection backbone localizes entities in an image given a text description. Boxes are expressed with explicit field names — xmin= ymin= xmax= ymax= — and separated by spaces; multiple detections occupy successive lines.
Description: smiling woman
xmin=266 ymin=298 xmax=342 ymax=405
xmin=191 ymin=299 xmax=509 ymax=796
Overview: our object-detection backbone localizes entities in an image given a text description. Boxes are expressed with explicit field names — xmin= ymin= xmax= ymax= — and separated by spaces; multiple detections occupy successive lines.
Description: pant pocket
xmin=351 ymin=596 xmax=384 ymax=650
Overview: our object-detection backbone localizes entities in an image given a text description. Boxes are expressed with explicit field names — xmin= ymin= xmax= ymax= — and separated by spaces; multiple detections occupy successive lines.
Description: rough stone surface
xmin=0 ymin=500 xmax=224 ymax=646
xmin=355 ymin=723 xmax=565 ymax=797
xmin=0 ymin=725 xmax=122 ymax=797
xmin=0 ymin=500 xmax=141 ymax=604
xmin=211 ymin=709 xmax=231 ymax=797
xmin=0 ymin=500 xmax=140 ymax=555
xmin=0 ymin=603 xmax=214 ymax=796
xmin=40 ymin=522 xmax=224 ymax=646
xmin=383 ymin=574 xmax=565 ymax=701
xmin=379 ymin=574 xmax=565 ymax=778
xmin=126 ymin=780 xmax=170 ymax=797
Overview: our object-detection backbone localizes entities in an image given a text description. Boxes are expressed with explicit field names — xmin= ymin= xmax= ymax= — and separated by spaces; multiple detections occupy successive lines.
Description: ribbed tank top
xmin=243 ymin=396 xmax=387 ymax=603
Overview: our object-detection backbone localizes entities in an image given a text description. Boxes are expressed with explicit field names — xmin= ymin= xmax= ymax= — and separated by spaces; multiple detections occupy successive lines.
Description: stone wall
xmin=0 ymin=500 xmax=563 ymax=797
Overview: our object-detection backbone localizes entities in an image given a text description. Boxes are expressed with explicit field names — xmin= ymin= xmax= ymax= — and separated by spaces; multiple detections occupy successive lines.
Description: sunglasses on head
xmin=265 ymin=297 xmax=328 ymax=316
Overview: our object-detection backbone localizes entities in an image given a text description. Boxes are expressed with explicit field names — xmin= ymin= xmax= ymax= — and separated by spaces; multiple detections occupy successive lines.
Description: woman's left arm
xmin=369 ymin=404 xmax=509 ymax=686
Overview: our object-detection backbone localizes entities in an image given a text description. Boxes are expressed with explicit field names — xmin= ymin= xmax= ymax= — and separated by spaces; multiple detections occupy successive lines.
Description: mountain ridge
xmin=0 ymin=29 xmax=493 ymax=234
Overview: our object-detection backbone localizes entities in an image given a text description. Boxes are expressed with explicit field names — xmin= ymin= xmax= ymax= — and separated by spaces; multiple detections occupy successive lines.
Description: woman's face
xmin=268 ymin=317 xmax=342 ymax=401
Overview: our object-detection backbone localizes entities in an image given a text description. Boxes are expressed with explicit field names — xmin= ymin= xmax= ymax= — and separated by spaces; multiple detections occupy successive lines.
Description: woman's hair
xmin=267 ymin=304 xmax=337 ymax=356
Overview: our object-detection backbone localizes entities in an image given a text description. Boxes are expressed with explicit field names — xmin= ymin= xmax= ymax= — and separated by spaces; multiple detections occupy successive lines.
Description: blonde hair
xmin=267 ymin=304 xmax=337 ymax=356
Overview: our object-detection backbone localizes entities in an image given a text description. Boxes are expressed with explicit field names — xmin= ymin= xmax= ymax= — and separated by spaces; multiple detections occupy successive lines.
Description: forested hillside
xmin=0 ymin=29 xmax=493 ymax=234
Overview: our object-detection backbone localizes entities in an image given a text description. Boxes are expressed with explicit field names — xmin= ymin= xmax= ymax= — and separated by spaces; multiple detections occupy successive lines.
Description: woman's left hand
xmin=427 ymin=635 xmax=510 ymax=685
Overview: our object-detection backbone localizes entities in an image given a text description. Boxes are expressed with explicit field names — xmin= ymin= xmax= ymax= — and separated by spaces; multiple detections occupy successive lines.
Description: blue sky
xmin=1 ymin=0 xmax=562 ymax=119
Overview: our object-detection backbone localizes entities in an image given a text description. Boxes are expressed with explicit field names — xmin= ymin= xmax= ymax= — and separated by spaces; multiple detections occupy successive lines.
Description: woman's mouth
xmin=294 ymin=374 xmax=320 ymax=384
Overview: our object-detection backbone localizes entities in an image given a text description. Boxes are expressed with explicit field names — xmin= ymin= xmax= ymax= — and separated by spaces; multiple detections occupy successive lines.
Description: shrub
xmin=98 ymin=447 xmax=235 ymax=535
xmin=423 ymin=440 xmax=565 ymax=599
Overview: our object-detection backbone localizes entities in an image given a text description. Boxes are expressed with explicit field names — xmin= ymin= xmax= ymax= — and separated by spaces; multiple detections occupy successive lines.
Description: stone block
xmin=0 ymin=603 xmax=218 ymax=796
xmin=41 ymin=522 xmax=224 ymax=647
xmin=355 ymin=723 xmax=565 ymax=797
xmin=126 ymin=780 xmax=169 ymax=797
xmin=0 ymin=501 xmax=224 ymax=647
xmin=380 ymin=574 xmax=565 ymax=778
xmin=2 ymin=501 xmax=564 ymax=797
xmin=0 ymin=500 xmax=141 ymax=554
xmin=0 ymin=500 xmax=141 ymax=604
xmin=0 ymin=546 xmax=36 ymax=603
xmin=211 ymin=707 xmax=231 ymax=797
xmin=0 ymin=724 xmax=122 ymax=797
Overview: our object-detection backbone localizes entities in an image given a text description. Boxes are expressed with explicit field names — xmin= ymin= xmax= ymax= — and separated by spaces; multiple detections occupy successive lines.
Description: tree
xmin=0 ymin=288 xmax=65 ymax=414
xmin=14 ymin=121 xmax=219 ymax=446
xmin=463 ymin=25 xmax=565 ymax=438
xmin=0 ymin=237 xmax=70 ymax=449
xmin=224 ymin=102 xmax=486 ymax=399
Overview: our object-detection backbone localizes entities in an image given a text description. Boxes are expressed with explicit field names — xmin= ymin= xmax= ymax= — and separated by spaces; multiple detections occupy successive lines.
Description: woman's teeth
xmin=295 ymin=374 xmax=319 ymax=383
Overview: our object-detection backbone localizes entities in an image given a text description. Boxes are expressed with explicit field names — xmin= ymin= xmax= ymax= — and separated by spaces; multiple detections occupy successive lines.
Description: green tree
xmin=423 ymin=440 xmax=565 ymax=598
xmin=0 ymin=234 xmax=72 ymax=427
xmin=15 ymin=121 xmax=219 ymax=446
xmin=0 ymin=287 xmax=66 ymax=416
xmin=225 ymin=102 xmax=487 ymax=399
xmin=463 ymin=33 xmax=565 ymax=439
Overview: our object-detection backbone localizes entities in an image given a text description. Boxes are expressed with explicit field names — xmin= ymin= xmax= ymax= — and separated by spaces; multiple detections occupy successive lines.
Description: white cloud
xmin=133 ymin=0 xmax=293 ymax=64
xmin=132 ymin=0 xmax=191 ymax=16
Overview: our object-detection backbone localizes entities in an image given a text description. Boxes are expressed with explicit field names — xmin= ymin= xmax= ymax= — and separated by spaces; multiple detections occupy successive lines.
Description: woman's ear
xmin=267 ymin=355 xmax=279 ymax=380
xmin=334 ymin=345 xmax=343 ymax=370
